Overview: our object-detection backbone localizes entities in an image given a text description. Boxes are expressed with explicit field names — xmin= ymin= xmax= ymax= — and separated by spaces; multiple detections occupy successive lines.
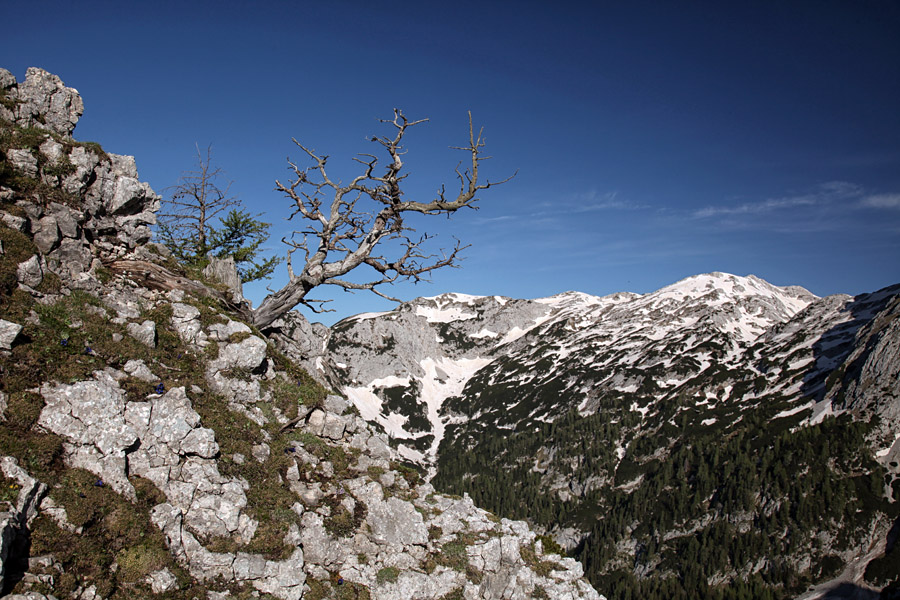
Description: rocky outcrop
xmin=266 ymin=309 xmax=330 ymax=384
xmin=0 ymin=67 xmax=83 ymax=137
xmin=1 ymin=68 xmax=160 ymax=286
xmin=0 ymin=457 xmax=50 ymax=593
xmin=825 ymin=292 xmax=900 ymax=475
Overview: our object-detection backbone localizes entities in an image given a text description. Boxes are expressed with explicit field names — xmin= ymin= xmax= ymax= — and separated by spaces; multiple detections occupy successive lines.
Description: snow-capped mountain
xmin=303 ymin=272 xmax=900 ymax=598
xmin=317 ymin=272 xmax=870 ymax=465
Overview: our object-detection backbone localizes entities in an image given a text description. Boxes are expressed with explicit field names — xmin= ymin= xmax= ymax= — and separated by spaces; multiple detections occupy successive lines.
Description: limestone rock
xmin=39 ymin=137 xmax=65 ymax=165
xmin=123 ymin=359 xmax=159 ymax=383
xmin=9 ymin=67 xmax=84 ymax=137
xmin=0 ymin=211 xmax=27 ymax=231
xmin=0 ymin=319 xmax=22 ymax=350
xmin=38 ymin=375 xmax=138 ymax=497
xmin=251 ymin=443 xmax=271 ymax=463
xmin=171 ymin=302 xmax=204 ymax=345
xmin=16 ymin=254 xmax=42 ymax=287
xmin=49 ymin=203 xmax=80 ymax=238
xmin=321 ymin=413 xmax=347 ymax=441
xmin=49 ymin=237 xmax=91 ymax=275
xmin=32 ymin=216 xmax=60 ymax=253
xmin=145 ymin=567 xmax=177 ymax=593
xmin=214 ymin=334 xmax=268 ymax=371
xmin=0 ymin=510 xmax=17 ymax=592
xmin=207 ymin=318 xmax=251 ymax=342
xmin=306 ymin=409 xmax=326 ymax=436
xmin=323 ymin=394 xmax=351 ymax=415
xmin=126 ymin=319 xmax=157 ymax=347
xmin=7 ymin=149 xmax=38 ymax=178
xmin=365 ymin=496 xmax=428 ymax=546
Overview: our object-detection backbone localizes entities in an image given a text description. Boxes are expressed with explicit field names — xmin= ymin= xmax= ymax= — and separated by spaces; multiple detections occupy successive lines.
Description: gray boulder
xmin=0 ymin=319 xmax=22 ymax=350
xmin=32 ymin=215 xmax=60 ymax=254
xmin=7 ymin=149 xmax=38 ymax=179
xmin=16 ymin=255 xmax=43 ymax=288
xmin=126 ymin=319 xmax=157 ymax=347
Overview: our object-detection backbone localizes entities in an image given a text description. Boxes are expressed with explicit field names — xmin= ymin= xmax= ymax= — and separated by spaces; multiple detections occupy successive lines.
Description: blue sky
xmin=3 ymin=0 xmax=899 ymax=324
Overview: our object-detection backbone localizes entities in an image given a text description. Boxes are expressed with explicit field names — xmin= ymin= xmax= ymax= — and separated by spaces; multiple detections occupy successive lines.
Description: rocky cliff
xmin=0 ymin=68 xmax=603 ymax=600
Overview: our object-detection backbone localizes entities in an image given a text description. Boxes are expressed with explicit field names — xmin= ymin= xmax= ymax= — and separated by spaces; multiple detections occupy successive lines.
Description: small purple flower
xmin=60 ymin=338 xmax=68 ymax=347
xmin=84 ymin=346 xmax=93 ymax=355
xmin=337 ymin=577 xmax=344 ymax=585
xmin=94 ymin=479 xmax=104 ymax=487
xmin=154 ymin=383 xmax=165 ymax=395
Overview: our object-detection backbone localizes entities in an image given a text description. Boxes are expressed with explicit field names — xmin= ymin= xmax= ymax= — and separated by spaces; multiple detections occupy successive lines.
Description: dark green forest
xmin=435 ymin=402 xmax=899 ymax=599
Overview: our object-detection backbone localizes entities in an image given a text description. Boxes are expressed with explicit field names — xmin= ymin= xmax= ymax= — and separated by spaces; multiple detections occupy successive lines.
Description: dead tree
xmin=157 ymin=144 xmax=237 ymax=262
xmin=251 ymin=110 xmax=511 ymax=329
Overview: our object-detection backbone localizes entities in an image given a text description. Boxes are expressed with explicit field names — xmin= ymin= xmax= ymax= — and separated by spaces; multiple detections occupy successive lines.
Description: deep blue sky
xmin=4 ymin=1 xmax=899 ymax=324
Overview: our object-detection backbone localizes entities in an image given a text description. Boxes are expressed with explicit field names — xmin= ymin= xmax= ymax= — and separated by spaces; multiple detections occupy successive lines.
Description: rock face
xmin=0 ymin=67 xmax=83 ymax=137
xmin=0 ymin=67 xmax=160 ymax=282
xmin=825 ymin=293 xmax=900 ymax=475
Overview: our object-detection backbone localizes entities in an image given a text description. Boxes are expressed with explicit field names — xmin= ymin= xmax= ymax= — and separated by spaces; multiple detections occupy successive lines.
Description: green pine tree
xmin=156 ymin=145 xmax=281 ymax=283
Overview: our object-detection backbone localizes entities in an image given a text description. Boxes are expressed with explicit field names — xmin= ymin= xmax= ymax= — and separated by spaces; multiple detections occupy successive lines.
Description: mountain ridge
xmin=313 ymin=271 xmax=900 ymax=598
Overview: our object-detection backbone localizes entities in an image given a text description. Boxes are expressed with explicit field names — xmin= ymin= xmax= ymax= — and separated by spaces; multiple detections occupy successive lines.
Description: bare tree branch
xmin=251 ymin=110 xmax=512 ymax=329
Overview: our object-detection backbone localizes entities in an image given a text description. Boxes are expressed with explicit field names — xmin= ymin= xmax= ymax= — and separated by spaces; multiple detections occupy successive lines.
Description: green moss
xmin=115 ymin=544 xmax=170 ymax=582
xmin=0 ymin=226 xmax=36 ymax=303
xmin=26 ymin=468 xmax=176 ymax=599
xmin=323 ymin=495 xmax=367 ymax=539
xmin=1 ymin=290 xmax=148 ymax=393
xmin=435 ymin=540 xmax=469 ymax=572
xmin=306 ymin=576 xmax=371 ymax=600
xmin=537 ymin=534 xmax=566 ymax=556
xmin=389 ymin=461 xmax=422 ymax=486
xmin=375 ymin=566 xmax=399 ymax=584
xmin=0 ymin=474 xmax=20 ymax=504
xmin=520 ymin=542 xmax=560 ymax=577
xmin=0 ymin=88 xmax=17 ymax=111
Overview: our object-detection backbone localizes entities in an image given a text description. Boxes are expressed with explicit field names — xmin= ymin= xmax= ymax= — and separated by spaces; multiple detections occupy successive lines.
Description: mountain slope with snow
xmin=314 ymin=272 xmax=900 ymax=599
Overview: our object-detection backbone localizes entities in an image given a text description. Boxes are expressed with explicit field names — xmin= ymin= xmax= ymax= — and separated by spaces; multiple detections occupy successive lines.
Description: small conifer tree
xmin=156 ymin=145 xmax=281 ymax=283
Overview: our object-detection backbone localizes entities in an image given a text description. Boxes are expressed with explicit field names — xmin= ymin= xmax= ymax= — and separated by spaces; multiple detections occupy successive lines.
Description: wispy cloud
xmin=693 ymin=196 xmax=819 ymax=218
xmin=473 ymin=215 xmax=518 ymax=225
xmin=536 ymin=189 xmax=648 ymax=214
xmin=692 ymin=181 xmax=864 ymax=219
xmin=861 ymin=194 xmax=900 ymax=209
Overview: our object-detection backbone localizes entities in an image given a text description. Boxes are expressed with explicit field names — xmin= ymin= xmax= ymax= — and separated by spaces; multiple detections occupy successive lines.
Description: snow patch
xmin=774 ymin=399 xmax=815 ymax=421
xmin=416 ymin=304 xmax=477 ymax=323
xmin=350 ymin=311 xmax=393 ymax=321
xmin=417 ymin=356 xmax=493 ymax=476
xmin=630 ymin=402 xmax=649 ymax=417
xmin=471 ymin=328 xmax=499 ymax=339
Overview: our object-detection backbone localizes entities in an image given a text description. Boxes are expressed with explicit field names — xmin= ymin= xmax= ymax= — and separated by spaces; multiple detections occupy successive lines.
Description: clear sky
xmin=3 ymin=0 xmax=899 ymax=325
